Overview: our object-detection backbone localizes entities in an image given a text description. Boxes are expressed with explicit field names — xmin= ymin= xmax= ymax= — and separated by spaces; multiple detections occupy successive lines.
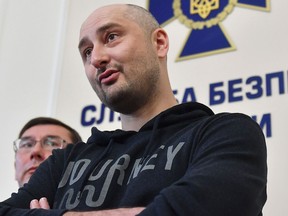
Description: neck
xmin=120 ymin=93 xmax=178 ymax=131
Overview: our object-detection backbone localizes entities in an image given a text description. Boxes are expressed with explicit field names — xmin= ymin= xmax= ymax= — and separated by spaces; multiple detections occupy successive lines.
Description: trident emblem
xmin=191 ymin=0 xmax=219 ymax=19
xmin=148 ymin=0 xmax=270 ymax=60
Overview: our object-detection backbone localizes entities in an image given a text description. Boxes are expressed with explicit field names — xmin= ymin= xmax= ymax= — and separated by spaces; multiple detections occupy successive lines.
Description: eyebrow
xmin=78 ymin=22 xmax=123 ymax=50
xmin=20 ymin=135 xmax=61 ymax=139
xmin=78 ymin=37 xmax=89 ymax=51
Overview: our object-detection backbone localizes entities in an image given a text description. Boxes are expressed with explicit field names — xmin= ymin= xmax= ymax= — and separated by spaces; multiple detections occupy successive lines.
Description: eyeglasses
xmin=13 ymin=136 xmax=67 ymax=152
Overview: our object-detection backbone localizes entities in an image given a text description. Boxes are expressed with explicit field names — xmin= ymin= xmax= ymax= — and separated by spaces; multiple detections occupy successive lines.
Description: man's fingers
xmin=30 ymin=199 xmax=40 ymax=209
xmin=30 ymin=197 xmax=50 ymax=209
xmin=39 ymin=197 xmax=50 ymax=209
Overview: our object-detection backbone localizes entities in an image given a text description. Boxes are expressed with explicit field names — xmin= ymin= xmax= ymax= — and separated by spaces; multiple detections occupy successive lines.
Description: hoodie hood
xmin=87 ymin=102 xmax=214 ymax=146
xmin=140 ymin=102 xmax=214 ymax=132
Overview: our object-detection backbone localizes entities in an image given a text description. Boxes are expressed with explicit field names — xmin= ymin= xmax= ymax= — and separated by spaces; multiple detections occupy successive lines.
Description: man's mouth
xmin=26 ymin=166 xmax=38 ymax=174
xmin=98 ymin=69 xmax=120 ymax=85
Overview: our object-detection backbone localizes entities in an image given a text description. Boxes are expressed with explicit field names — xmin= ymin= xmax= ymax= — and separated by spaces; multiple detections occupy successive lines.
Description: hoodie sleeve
xmin=139 ymin=113 xmax=267 ymax=216
xmin=0 ymin=150 xmax=67 ymax=216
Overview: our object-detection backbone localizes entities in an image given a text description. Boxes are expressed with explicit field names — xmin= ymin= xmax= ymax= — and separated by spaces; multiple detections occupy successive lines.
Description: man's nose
xmin=29 ymin=142 xmax=45 ymax=161
xmin=90 ymin=45 xmax=110 ymax=69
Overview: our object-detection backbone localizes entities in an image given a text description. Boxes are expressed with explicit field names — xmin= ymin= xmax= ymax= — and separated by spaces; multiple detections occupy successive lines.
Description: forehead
xmin=21 ymin=124 xmax=72 ymax=141
xmin=80 ymin=5 xmax=132 ymax=38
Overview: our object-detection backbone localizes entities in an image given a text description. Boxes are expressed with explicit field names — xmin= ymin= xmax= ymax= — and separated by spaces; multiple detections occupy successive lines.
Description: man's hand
xmin=30 ymin=197 xmax=50 ymax=209
xmin=63 ymin=207 xmax=145 ymax=216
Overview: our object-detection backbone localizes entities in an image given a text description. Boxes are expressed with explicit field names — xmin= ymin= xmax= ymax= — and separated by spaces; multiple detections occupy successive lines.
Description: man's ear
xmin=153 ymin=28 xmax=169 ymax=58
xmin=14 ymin=161 xmax=17 ymax=180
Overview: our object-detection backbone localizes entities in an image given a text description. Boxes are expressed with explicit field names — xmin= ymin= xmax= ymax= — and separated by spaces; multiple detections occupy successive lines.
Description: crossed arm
xmin=30 ymin=198 xmax=145 ymax=216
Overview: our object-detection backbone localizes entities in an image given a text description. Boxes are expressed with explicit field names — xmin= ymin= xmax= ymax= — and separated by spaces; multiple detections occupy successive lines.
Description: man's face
xmin=78 ymin=5 xmax=161 ymax=114
xmin=14 ymin=124 xmax=73 ymax=187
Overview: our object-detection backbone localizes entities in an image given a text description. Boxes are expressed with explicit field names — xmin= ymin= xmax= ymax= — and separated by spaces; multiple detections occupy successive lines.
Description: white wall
xmin=0 ymin=0 xmax=70 ymax=198
xmin=1 ymin=0 xmax=287 ymax=215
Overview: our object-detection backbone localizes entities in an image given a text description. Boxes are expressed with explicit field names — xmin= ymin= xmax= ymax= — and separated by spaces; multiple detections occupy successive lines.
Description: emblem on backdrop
xmin=147 ymin=0 xmax=270 ymax=61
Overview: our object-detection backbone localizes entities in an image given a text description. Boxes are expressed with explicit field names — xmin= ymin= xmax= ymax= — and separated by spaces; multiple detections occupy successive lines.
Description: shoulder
xmin=198 ymin=112 xmax=266 ymax=152
xmin=216 ymin=112 xmax=263 ymax=133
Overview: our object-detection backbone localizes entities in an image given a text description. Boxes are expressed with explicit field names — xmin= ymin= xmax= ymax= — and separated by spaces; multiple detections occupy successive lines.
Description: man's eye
xmin=45 ymin=141 xmax=58 ymax=147
xmin=19 ymin=141 xmax=34 ymax=149
xmin=84 ymin=48 xmax=92 ymax=58
xmin=44 ymin=138 xmax=61 ymax=148
xmin=107 ymin=33 xmax=118 ymax=43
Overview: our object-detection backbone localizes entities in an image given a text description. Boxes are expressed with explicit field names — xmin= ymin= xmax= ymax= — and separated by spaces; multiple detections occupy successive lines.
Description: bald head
xmin=81 ymin=4 xmax=160 ymax=36
xmin=123 ymin=4 xmax=160 ymax=35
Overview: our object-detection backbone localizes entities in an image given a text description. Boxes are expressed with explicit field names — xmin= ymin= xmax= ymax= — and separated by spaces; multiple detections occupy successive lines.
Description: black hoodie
xmin=0 ymin=102 xmax=267 ymax=216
